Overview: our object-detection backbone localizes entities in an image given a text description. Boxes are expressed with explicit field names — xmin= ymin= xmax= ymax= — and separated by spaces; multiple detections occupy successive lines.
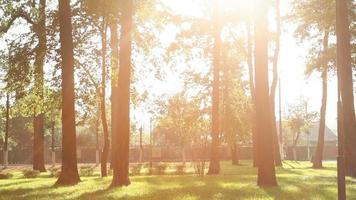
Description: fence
xmin=0 ymin=145 xmax=337 ymax=165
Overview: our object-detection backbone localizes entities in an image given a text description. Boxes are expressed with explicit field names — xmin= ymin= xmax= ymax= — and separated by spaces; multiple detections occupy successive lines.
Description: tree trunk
xmin=33 ymin=0 xmax=47 ymax=173
xmin=231 ymin=143 xmax=239 ymax=165
xmin=254 ymin=0 xmax=277 ymax=187
xmin=208 ymin=1 xmax=221 ymax=175
xmin=139 ymin=126 xmax=143 ymax=163
xmin=110 ymin=19 xmax=119 ymax=171
xmin=182 ymin=145 xmax=186 ymax=165
xmin=269 ymin=0 xmax=282 ymax=167
xmin=246 ymin=21 xmax=258 ymax=168
xmin=292 ymin=130 xmax=301 ymax=161
xmin=51 ymin=121 xmax=55 ymax=167
xmin=312 ymin=32 xmax=329 ymax=169
xmin=336 ymin=0 xmax=356 ymax=178
xmin=111 ymin=0 xmax=133 ymax=187
xmin=56 ymin=0 xmax=80 ymax=185
xmin=100 ymin=20 xmax=110 ymax=177
xmin=3 ymin=93 xmax=10 ymax=168
xmin=95 ymin=115 xmax=100 ymax=166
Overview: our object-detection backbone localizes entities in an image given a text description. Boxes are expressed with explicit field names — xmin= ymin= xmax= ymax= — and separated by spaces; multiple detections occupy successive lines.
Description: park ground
xmin=0 ymin=161 xmax=355 ymax=200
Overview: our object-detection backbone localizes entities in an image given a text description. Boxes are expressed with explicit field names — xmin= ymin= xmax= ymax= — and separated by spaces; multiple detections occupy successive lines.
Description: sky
xmin=0 ymin=0 xmax=340 ymax=133
xmin=159 ymin=0 xmax=339 ymax=132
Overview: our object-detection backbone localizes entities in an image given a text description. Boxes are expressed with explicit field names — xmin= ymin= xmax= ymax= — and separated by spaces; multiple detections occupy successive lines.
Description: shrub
xmin=0 ymin=172 xmax=13 ymax=179
xmin=175 ymin=164 xmax=185 ymax=175
xmin=194 ymin=160 xmax=206 ymax=176
xmin=79 ymin=166 xmax=94 ymax=177
xmin=23 ymin=169 xmax=40 ymax=178
xmin=130 ymin=164 xmax=142 ymax=176
xmin=154 ymin=163 xmax=167 ymax=175
xmin=48 ymin=167 xmax=61 ymax=177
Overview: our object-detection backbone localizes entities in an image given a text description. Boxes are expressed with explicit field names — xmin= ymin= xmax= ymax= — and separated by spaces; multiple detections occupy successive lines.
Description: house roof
xmin=277 ymin=121 xmax=337 ymax=142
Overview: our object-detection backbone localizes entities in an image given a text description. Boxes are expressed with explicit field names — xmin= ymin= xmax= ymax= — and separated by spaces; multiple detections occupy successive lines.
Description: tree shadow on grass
xmin=0 ymin=183 xmax=55 ymax=200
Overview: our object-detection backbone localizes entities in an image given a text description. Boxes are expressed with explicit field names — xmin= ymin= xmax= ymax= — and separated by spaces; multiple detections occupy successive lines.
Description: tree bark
xmin=56 ymin=0 xmax=80 ymax=185
xmin=312 ymin=32 xmax=329 ymax=169
xmin=255 ymin=0 xmax=278 ymax=187
xmin=3 ymin=93 xmax=10 ymax=168
xmin=336 ymin=0 xmax=356 ymax=178
xmin=51 ymin=121 xmax=55 ymax=167
xmin=270 ymin=0 xmax=282 ymax=167
xmin=110 ymin=19 xmax=119 ymax=170
xmin=111 ymin=0 xmax=133 ymax=187
xmin=33 ymin=0 xmax=47 ymax=173
xmin=100 ymin=20 xmax=110 ymax=177
xmin=246 ymin=21 xmax=258 ymax=168
xmin=208 ymin=1 xmax=221 ymax=175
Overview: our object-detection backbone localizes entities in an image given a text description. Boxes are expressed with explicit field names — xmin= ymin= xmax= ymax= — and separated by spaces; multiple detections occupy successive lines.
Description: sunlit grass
xmin=0 ymin=161 xmax=355 ymax=200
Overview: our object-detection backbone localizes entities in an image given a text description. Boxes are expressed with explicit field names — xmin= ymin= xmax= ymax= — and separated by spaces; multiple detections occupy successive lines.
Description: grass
xmin=0 ymin=161 xmax=355 ymax=200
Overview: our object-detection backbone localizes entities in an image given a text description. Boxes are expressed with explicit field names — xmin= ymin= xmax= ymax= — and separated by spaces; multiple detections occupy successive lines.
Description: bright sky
xmin=157 ymin=0 xmax=339 ymax=132
xmin=0 ymin=0 xmax=340 ymax=132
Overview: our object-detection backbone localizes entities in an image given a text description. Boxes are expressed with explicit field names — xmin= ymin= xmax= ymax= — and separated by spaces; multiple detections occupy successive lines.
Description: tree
xmin=312 ymin=32 xmax=330 ymax=168
xmin=111 ymin=0 xmax=133 ymax=187
xmin=270 ymin=0 xmax=282 ymax=166
xmin=56 ymin=0 xmax=80 ymax=185
xmin=336 ymin=0 xmax=356 ymax=178
xmin=290 ymin=0 xmax=335 ymax=169
xmin=254 ymin=0 xmax=277 ymax=187
xmin=208 ymin=0 xmax=222 ymax=175
xmin=156 ymin=92 xmax=205 ymax=164
xmin=0 ymin=0 xmax=48 ymax=172
xmin=32 ymin=0 xmax=47 ymax=173
xmin=286 ymin=100 xmax=317 ymax=161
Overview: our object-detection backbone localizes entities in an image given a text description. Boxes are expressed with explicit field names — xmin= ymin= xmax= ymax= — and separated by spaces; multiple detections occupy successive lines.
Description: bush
xmin=154 ymin=163 xmax=167 ymax=175
xmin=175 ymin=164 xmax=185 ymax=175
xmin=130 ymin=164 xmax=142 ymax=176
xmin=22 ymin=169 xmax=40 ymax=178
xmin=0 ymin=172 xmax=13 ymax=179
xmin=79 ymin=166 xmax=94 ymax=177
xmin=48 ymin=167 xmax=61 ymax=177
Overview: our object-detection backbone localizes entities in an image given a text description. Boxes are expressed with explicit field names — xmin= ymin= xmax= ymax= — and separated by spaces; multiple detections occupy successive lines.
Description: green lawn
xmin=0 ymin=161 xmax=355 ymax=200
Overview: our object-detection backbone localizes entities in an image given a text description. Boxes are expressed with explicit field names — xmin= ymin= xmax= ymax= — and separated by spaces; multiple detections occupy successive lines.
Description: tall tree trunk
xmin=51 ymin=121 xmax=55 ymax=167
xmin=111 ymin=0 xmax=133 ymax=187
xmin=110 ymin=19 xmax=119 ymax=170
xmin=3 ymin=93 xmax=10 ymax=168
xmin=255 ymin=0 xmax=278 ymax=187
xmin=95 ymin=113 xmax=100 ymax=166
xmin=246 ymin=22 xmax=258 ymax=168
xmin=100 ymin=20 xmax=110 ymax=177
xmin=56 ymin=0 xmax=80 ymax=185
xmin=208 ymin=1 xmax=221 ymax=175
xmin=270 ymin=0 xmax=282 ymax=167
xmin=33 ymin=0 xmax=47 ymax=172
xmin=312 ymin=32 xmax=329 ymax=169
xmin=336 ymin=0 xmax=356 ymax=178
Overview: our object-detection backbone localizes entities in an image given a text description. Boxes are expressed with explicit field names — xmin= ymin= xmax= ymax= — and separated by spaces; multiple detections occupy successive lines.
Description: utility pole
xmin=336 ymin=0 xmax=346 ymax=199
xmin=278 ymin=75 xmax=284 ymax=160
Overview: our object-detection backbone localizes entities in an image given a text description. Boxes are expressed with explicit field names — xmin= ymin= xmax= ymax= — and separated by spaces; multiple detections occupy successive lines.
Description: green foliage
xmin=155 ymin=92 xmax=208 ymax=147
xmin=0 ymin=172 xmax=13 ymax=179
xmin=153 ymin=163 xmax=168 ymax=175
xmin=22 ymin=169 xmax=40 ymax=178
xmin=48 ymin=167 xmax=61 ymax=178
xmin=130 ymin=164 xmax=142 ymax=176
xmin=286 ymin=98 xmax=318 ymax=146
xmin=175 ymin=164 xmax=185 ymax=175
xmin=79 ymin=166 xmax=95 ymax=177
